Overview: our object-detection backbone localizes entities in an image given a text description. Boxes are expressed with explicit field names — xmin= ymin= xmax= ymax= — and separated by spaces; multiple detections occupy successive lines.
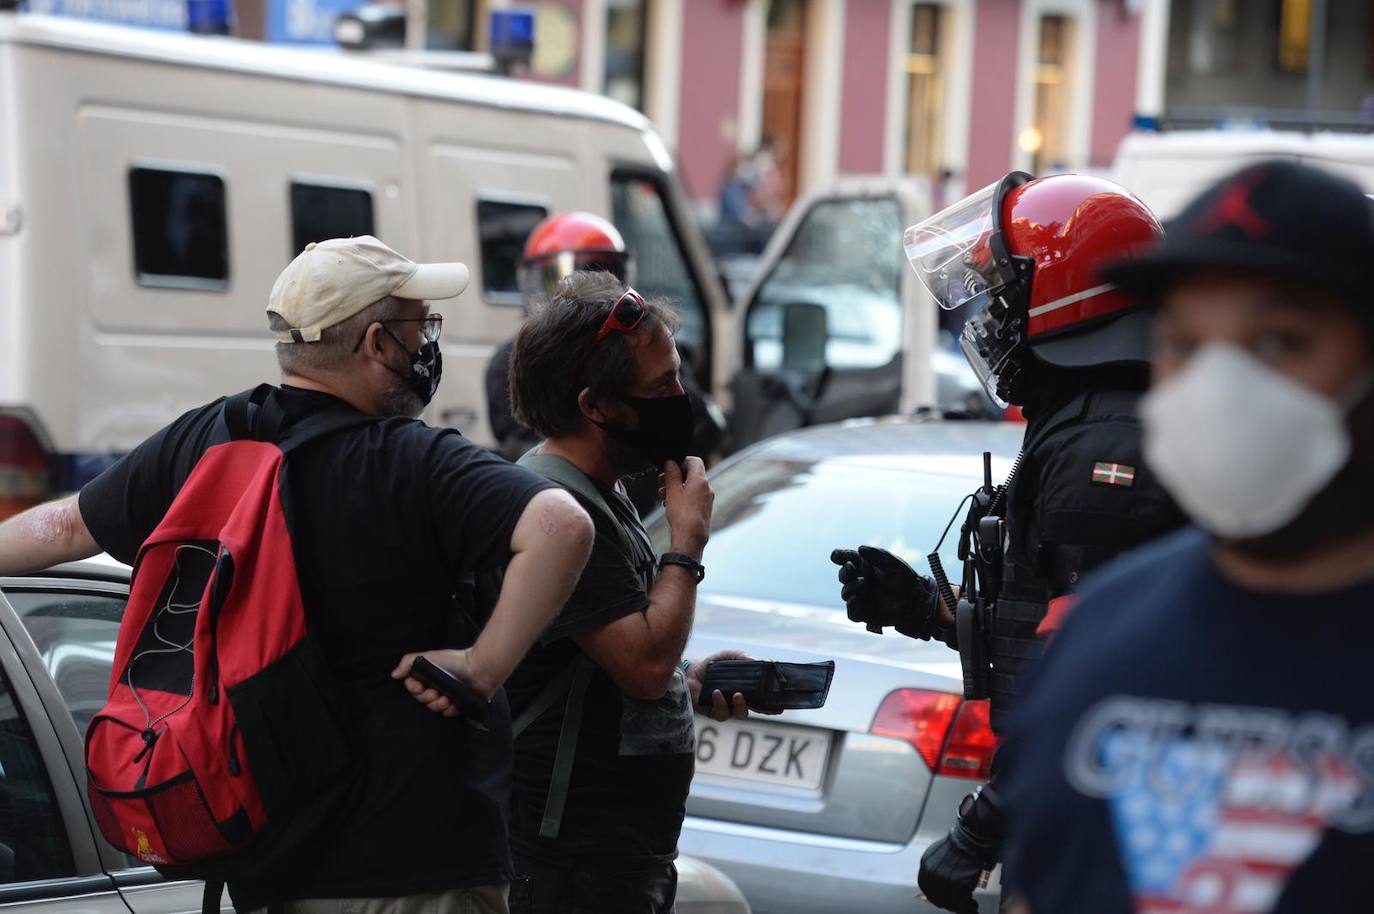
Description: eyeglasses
xmin=385 ymin=313 xmax=444 ymax=343
xmin=592 ymin=289 xmax=646 ymax=347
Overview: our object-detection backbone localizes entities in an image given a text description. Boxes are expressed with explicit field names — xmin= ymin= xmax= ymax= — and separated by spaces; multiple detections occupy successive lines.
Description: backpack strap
xmin=513 ymin=450 xmax=643 ymax=842
xmin=221 ymin=385 xmax=379 ymax=454
xmin=536 ymin=655 xmax=596 ymax=840
xmin=516 ymin=452 xmax=634 ymax=557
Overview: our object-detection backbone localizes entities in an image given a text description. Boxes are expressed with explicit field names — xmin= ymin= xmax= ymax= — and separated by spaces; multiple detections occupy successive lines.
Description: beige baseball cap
xmin=267 ymin=236 xmax=470 ymax=343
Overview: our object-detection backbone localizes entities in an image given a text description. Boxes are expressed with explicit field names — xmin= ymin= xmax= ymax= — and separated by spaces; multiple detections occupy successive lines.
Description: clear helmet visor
xmin=958 ymin=301 xmax=1015 ymax=410
xmin=903 ymin=180 xmax=1006 ymax=312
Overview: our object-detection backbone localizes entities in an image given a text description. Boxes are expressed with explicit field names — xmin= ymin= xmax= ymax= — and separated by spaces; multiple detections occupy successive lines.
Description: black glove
xmin=829 ymin=545 xmax=940 ymax=640
xmin=918 ymin=786 xmax=1005 ymax=914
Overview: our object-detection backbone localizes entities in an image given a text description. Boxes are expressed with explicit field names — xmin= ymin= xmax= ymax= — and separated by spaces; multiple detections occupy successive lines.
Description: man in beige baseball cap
xmin=267 ymin=235 xmax=470 ymax=417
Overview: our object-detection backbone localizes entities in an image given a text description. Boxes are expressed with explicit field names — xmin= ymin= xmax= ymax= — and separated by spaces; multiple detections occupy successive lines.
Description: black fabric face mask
xmin=385 ymin=330 xmax=443 ymax=408
xmin=1228 ymin=386 xmax=1374 ymax=561
xmin=600 ymin=393 xmax=695 ymax=469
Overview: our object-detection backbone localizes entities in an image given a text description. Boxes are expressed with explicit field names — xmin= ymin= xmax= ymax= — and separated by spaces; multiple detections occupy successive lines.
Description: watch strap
xmin=659 ymin=552 xmax=705 ymax=582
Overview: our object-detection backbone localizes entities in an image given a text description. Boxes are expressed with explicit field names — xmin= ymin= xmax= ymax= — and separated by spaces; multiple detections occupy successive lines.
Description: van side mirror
xmin=781 ymin=302 xmax=828 ymax=373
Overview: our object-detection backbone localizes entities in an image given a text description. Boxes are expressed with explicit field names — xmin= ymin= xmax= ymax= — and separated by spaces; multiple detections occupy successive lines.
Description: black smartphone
xmin=408 ymin=656 xmax=494 ymax=730
xmin=697 ymin=660 xmax=835 ymax=713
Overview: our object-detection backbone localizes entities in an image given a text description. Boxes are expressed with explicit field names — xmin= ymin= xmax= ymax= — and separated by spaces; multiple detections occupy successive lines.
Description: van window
xmin=610 ymin=173 xmax=706 ymax=358
xmin=129 ymin=166 xmax=229 ymax=289
xmin=477 ymin=199 xmax=549 ymax=305
xmin=290 ymin=182 xmax=375 ymax=256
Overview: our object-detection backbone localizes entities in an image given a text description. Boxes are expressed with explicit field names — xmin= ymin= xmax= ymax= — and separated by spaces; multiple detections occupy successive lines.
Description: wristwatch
xmin=658 ymin=552 xmax=706 ymax=583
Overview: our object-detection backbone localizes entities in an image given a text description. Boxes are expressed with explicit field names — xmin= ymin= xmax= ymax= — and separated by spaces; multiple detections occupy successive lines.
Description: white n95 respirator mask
xmin=1140 ymin=344 xmax=1371 ymax=540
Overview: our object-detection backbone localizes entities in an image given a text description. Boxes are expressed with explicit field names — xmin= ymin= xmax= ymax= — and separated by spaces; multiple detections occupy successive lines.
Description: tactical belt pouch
xmin=698 ymin=660 xmax=835 ymax=713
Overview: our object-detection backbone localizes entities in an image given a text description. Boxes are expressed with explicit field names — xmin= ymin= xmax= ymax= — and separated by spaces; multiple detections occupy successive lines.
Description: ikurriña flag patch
xmin=1092 ymin=462 xmax=1136 ymax=487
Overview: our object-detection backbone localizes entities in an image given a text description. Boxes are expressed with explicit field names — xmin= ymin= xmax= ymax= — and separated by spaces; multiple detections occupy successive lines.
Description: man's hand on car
xmin=391 ymin=649 xmax=478 ymax=719
xmin=829 ymin=545 xmax=942 ymax=640
xmin=663 ymin=457 xmax=713 ymax=560
xmin=685 ymin=650 xmax=784 ymax=721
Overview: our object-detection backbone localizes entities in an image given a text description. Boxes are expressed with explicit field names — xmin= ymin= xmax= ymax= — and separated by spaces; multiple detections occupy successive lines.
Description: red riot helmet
xmin=904 ymin=172 xmax=1164 ymax=407
xmin=518 ymin=211 xmax=634 ymax=300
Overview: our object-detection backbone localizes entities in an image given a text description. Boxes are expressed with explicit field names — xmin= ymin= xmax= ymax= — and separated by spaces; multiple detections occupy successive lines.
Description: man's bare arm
xmin=574 ymin=563 xmax=698 ymax=700
xmin=0 ymin=495 xmax=101 ymax=575
xmin=575 ymin=458 xmax=713 ymax=701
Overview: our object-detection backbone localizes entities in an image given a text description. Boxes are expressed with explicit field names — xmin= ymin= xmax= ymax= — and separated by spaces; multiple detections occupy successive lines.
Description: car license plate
xmin=693 ymin=717 xmax=830 ymax=790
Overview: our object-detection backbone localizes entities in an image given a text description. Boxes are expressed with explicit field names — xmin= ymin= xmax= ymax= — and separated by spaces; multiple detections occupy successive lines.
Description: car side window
xmin=7 ymin=591 xmax=125 ymax=739
xmin=748 ymin=197 xmax=904 ymax=372
xmin=0 ymin=664 xmax=77 ymax=884
xmin=610 ymin=172 xmax=707 ymax=361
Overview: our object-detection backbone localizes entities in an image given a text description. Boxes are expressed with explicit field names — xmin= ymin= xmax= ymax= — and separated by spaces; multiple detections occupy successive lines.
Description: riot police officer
xmin=831 ymin=172 xmax=1185 ymax=913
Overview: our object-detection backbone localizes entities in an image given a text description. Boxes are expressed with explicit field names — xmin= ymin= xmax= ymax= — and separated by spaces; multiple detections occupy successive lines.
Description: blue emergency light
xmin=490 ymin=7 xmax=534 ymax=73
xmin=186 ymin=0 xmax=232 ymax=34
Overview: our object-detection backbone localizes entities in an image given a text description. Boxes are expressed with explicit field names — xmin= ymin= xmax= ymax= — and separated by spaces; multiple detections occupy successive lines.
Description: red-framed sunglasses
xmin=592 ymin=288 xmax=647 ymax=347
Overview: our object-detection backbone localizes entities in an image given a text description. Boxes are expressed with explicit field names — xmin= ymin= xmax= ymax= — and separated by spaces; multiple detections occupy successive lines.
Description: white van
xmin=1112 ymin=128 xmax=1374 ymax=221
xmin=0 ymin=12 xmax=731 ymax=515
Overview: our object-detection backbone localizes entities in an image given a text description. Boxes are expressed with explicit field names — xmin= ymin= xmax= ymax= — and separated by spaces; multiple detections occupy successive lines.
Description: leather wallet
xmin=697 ymin=660 xmax=835 ymax=713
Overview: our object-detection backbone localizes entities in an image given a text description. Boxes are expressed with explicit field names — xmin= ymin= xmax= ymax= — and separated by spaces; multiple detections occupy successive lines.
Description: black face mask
xmin=1229 ymin=386 xmax=1374 ymax=561
xmin=385 ymin=330 xmax=443 ymax=408
xmin=600 ymin=393 xmax=695 ymax=470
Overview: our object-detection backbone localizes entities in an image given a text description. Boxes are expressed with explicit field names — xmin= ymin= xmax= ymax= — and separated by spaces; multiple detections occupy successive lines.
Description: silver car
xmin=0 ymin=558 xmax=750 ymax=913
xmin=649 ymin=416 xmax=1026 ymax=914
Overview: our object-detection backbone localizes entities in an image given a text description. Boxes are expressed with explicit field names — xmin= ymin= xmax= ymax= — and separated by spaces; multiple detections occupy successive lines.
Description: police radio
xmin=928 ymin=451 xmax=1017 ymax=700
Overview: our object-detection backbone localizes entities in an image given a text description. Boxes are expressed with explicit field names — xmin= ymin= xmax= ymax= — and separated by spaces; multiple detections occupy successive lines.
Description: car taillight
xmin=870 ymin=689 xmax=996 ymax=780
xmin=0 ymin=415 xmax=51 ymax=519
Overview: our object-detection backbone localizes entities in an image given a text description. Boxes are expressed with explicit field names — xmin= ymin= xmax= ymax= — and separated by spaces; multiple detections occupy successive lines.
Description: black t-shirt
xmin=78 ymin=386 xmax=554 ymax=904
xmin=1000 ymin=528 xmax=1374 ymax=914
xmin=504 ymin=477 xmax=696 ymax=868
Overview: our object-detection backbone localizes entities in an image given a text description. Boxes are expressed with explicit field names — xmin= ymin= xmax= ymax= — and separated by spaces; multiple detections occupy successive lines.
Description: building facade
xmin=432 ymin=0 xmax=1158 ymax=213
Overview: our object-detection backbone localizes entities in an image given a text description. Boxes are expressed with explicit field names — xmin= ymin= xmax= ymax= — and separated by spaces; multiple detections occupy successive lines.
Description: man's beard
xmin=380 ymin=377 xmax=424 ymax=419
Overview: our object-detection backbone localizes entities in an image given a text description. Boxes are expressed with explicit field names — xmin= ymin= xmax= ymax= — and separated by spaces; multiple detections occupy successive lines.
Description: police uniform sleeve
xmin=1032 ymin=417 xmax=1186 ymax=597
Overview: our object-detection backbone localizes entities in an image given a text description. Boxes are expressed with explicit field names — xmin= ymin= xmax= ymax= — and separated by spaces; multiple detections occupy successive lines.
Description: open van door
xmin=728 ymin=178 xmax=936 ymax=450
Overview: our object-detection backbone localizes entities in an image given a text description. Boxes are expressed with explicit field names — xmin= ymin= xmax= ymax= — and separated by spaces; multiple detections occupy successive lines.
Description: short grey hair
xmin=269 ymin=295 xmax=405 ymax=374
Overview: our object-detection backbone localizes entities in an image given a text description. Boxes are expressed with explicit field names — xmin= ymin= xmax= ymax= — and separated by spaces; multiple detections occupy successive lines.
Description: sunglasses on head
xmin=592 ymin=288 xmax=647 ymax=347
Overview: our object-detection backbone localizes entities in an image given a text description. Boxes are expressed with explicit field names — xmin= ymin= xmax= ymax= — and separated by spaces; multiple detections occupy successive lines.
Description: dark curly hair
xmin=509 ymin=271 xmax=680 ymax=439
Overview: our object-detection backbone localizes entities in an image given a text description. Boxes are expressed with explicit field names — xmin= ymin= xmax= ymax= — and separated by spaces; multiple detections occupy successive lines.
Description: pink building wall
xmin=1090 ymin=4 xmax=1141 ymax=168
xmin=965 ymin=0 xmax=1022 ymax=189
xmin=676 ymin=0 xmax=747 ymax=201
xmin=838 ymin=0 xmax=893 ymax=174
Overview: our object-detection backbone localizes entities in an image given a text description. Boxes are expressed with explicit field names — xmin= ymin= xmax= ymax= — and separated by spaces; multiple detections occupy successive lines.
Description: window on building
xmin=605 ymin=0 xmax=648 ymax=110
xmin=0 ymin=663 xmax=76 ymax=884
xmin=129 ymin=166 xmax=229 ymax=289
xmin=1277 ymin=0 xmax=1312 ymax=73
xmin=610 ymin=172 xmax=708 ymax=364
xmin=904 ymin=3 xmax=946 ymax=177
xmin=290 ymin=182 xmax=375 ymax=257
xmin=476 ymin=199 xmax=548 ymax=305
xmin=1186 ymin=0 xmax=1240 ymax=75
xmin=1025 ymin=14 xmax=1075 ymax=175
xmin=425 ymin=0 xmax=478 ymax=50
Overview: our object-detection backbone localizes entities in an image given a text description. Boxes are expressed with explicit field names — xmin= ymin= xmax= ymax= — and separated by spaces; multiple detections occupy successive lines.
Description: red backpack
xmin=85 ymin=385 xmax=372 ymax=908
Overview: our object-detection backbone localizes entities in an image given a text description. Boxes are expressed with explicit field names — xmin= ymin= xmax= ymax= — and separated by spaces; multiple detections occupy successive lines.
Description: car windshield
xmin=648 ymin=443 xmax=1018 ymax=610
